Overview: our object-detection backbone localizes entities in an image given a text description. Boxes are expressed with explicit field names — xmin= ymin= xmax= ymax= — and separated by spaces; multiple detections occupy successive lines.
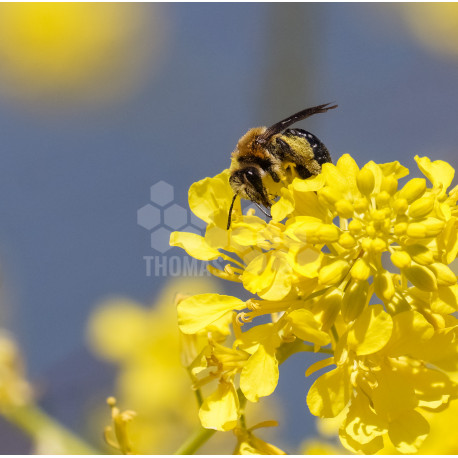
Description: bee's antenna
xmin=227 ymin=192 xmax=238 ymax=230
xmin=253 ymin=202 xmax=272 ymax=219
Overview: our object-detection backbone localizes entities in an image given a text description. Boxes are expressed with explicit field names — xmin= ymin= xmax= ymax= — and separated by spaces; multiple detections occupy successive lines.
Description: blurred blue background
xmin=0 ymin=2 xmax=457 ymax=453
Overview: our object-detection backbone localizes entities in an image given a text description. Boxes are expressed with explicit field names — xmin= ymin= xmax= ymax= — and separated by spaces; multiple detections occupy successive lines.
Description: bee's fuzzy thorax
xmin=234 ymin=127 xmax=266 ymax=158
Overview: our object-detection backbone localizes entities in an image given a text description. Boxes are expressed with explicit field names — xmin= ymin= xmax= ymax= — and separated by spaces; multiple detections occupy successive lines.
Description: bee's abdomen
xmin=285 ymin=128 xmax=332 ymax=165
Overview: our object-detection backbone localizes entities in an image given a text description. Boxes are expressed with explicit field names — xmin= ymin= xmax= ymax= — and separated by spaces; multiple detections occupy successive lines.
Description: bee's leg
xmin=295 ymin=164 xmax=313 ymax=179
xmin=268 ymin=168 xmax=281 ymax=183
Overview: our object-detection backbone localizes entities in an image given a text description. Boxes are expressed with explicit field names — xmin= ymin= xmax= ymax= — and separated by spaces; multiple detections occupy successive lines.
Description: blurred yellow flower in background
xmin=400 ymin=4 xmax=458 ymax=59
xmin=0 ymin=3 xmax=165 ymax=109
xmin=0 ymin=330 xmax=32 ymax=410
xmin=87 ymin=278 xmax=282 ymax=454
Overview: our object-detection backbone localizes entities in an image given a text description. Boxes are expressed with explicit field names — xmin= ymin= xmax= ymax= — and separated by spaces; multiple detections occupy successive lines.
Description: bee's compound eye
xmin=246 ymin=170 xmax=254 ymax=176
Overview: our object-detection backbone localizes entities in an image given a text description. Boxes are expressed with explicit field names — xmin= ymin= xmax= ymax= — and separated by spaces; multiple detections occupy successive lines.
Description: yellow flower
xmin=104 ymin=397 xmax=137 ymax=455
xmin=233 ymin=421 xmax=286 ymax=455
xmin=399 ymin=4 xmax=458 ymax=59
xmin=171 ymin=154 xmax=458 ymax=454
xmin=0 ymin=3 xmax=163 ymax=107
xmin=88 ymin=278 xmax=281 ymax=453
xmin=87 ymin=278 xmax=222 ymax=453
xmin=0 ymin=330 xmax=32 ymax=409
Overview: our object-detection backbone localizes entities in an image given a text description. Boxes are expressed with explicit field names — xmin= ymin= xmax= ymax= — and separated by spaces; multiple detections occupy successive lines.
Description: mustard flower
xmin=171 ymin=153 xmax=458 ymax=454
xmin=104 ymin=397 xmax=137 ymax=455
xmin=0 ymin=330 xmax=32 ymax=409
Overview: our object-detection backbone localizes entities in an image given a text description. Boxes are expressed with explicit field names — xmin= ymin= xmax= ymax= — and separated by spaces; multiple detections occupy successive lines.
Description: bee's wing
xmin=256 ymin=103 xmax=337 ymax=145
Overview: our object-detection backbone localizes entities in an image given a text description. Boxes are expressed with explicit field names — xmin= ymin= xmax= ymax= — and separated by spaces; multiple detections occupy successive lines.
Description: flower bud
xmin=398 ymin=178 xmax=426 ymax=203
xmin=391 ymin=251 xmax=411 ymax=269
xmin=318 ymin=188 xmax=340 ymax=206
xmin=353 ymin=198 xmax=369 ymax=213
xmin=356 ymin=167 xmax=375 ymax=195
xmin=406 ymin=218 xmax=445 ymax=238
xmin=394 ymin=222 xmax=408 ymax=235
xmin=404 ymin=244 xmax=434 ymax=265
xmin=318 ymin=259 xmax=350 ymax=285
xmin=408 ymin=196 xmax=435 ymax=219
xmin=338 ymin=232 xmax=356 ymax=248
xmin=380 ymin=176 xmax=398 ymax=195
xmin=370 ymin=238 xmax=387 ymax=253
xmin=404 ymin=264 xmax=437 ymax=291
xmin=335 ymin=199 xmax=354 ymax=218
xmin=342 ymin=280 xmax=369 ymax=322
xmin=393 ymin=198 xmax=408 ymax=214
xmin=428 ymin=263 xmax=457 ymax=286
xmin=316 ymin=224 xmax=340 ymax=243
xmin=371 ymin=209 xmax=386 ymax=222
xmin=348 ymin=219 xmax=363 ymax=235
xmin=375 ymin=191 xmax=391 ymax=207
xmin=313 ymin=289 xmax=343 ymax=331
xmin=350 ymin=258 xmax=371 ymax=280
xmin=374 ymin=271 xmax=395 ymax=301
xmin=385 ymin=292 xmax=410 ymax=315
xmin=422 ymin=218 xmax=446 ymax=237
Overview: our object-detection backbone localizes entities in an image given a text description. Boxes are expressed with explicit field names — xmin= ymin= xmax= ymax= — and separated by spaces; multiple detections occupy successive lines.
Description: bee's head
xmin=230 ymin=166 xmax=270 ymax=208
xmin=227 ymin=166 xmax=272 ymax=230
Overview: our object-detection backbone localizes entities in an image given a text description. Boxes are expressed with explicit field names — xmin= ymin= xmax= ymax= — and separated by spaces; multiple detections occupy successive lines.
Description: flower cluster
xmin=171 ymin=154 xmax=458 ymax=454
xmin=87 ymin=278 xmax=282 ymax=454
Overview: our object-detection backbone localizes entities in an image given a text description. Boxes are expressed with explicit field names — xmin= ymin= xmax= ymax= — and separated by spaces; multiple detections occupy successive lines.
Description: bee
xmin=227 ymin=103 xmax=337 ymax=229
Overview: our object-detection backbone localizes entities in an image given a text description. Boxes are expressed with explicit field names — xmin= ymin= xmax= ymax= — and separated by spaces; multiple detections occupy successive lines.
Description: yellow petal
xmin=415 ymin=155 xmax=455 ymax=193
xmin=305 ymin=356 xmax=335 ymax=377
xmin=271 ymin=188 xmax=294 ymax=221
xmin=432 ymin=285 xmax=458 ymax=314
xmin=307 ymin=365 xmax=351 ymax=418
xmin=236 ymin=322 xmax=281 ymax=354
xmin=231 ymin=220 xmax=267 ymax=247
xmin=240 ymin=344 xmax=279 ymax=402
xmin=344 ymin=392 xmax=388 ymax=444
xmin=243 ymin=252 xmax=292 ymax=301
xmin=312 ymin=289 xmax=343 ymax=331
xmin=347 ymin=304 xmax=393 ymax=355
xmin=199 ymin=380 xmax=239 ymax=431
xmin=388 ymin=409 xmax=429 ymax=454
xmin=321 ymin=162 xmax=348 ymax=194
xmin=177 ymin=294 xmax=245 ymax=334
xmin=189 ymin=169 xmax=239 ymax=228
xmin=384 ymin=310 xmax=434 ymax=357
xmin=438 ymin=217 xmax=458 ymax=264
xmin=336 ymin=154 xmax=359 ymax=195
xmin=287 ymin=309 xmax=331 ymax=346
xmin=288 ymin=245 xmax=322 ymax=278
xmin=292 ymin=173 xmax=325 ymax=192
xmin=169 ymin=231 xmax=221 ymax=260
xmin=371 ymin=370 xmax=417 ymax=418
xmin=379 ymin=160 xmax=409 ymax=179
xmin=339 ymin=430 xmax=384 ymax=455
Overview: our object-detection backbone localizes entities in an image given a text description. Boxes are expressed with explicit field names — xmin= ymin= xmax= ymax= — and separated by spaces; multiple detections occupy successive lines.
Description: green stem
xmin=2 ymin=403 xmax=100 ymax=454
xmin=173 ymin=426 xmax=216 ymax=455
